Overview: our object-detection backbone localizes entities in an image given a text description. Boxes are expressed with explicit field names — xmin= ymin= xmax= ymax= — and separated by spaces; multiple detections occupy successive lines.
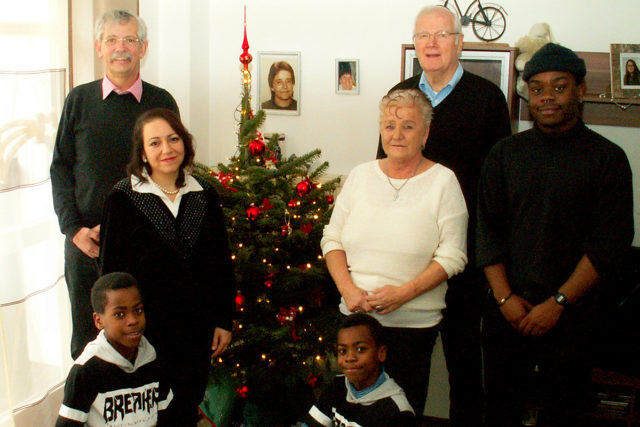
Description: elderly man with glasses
xmin=376 ymin=5 xmax=511 ymax=425
xmin=51 ymin=9 xmax=179 ymax=360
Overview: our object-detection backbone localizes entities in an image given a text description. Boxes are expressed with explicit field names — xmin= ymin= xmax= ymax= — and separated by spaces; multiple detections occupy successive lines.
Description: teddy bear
xmin=514 ymin=23 xmax=556 ymax=100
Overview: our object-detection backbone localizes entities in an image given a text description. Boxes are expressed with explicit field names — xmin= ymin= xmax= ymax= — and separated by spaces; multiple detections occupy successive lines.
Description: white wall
xmin=135 ymin=1 xmax=640 ymax=418
xmin=140 ymin=0 xmax=639 ymax=245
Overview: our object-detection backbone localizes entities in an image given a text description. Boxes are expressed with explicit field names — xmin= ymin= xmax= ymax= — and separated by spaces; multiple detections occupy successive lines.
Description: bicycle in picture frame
xmin=442 ymin=0 xmax=507 ymax=42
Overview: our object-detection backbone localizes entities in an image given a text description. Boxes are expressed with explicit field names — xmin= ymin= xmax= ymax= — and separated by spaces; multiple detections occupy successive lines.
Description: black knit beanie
xmin=523 ymin=43 xmax=586 ymax=82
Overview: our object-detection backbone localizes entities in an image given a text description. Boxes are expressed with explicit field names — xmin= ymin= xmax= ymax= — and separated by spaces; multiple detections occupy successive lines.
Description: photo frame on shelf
xmin=257 ymin=52 xmax=301 ymax=116
xmin=401 ymin=42 xmax=517 ymax=116
xmin=610 ymin=44 xmax=640 ymax=98
xmin=336 ymin=59 xmax=359 ymax=95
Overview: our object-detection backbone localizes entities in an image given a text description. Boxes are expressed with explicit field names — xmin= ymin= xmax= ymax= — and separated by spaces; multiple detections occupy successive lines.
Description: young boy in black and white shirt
xmin=56 ymin=272 xmax=173 ymax=426
xmin=304 ymin=314 xmax=416 ymax=427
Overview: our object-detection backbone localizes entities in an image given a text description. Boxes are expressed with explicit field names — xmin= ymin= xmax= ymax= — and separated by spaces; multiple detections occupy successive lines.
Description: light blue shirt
xmin=418 ymin=63 xmax=464 ymax=107
xmin=347 ymin=369 xmax=387 ymax=399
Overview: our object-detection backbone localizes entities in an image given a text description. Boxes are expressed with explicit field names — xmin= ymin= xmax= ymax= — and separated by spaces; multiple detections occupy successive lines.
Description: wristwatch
xmin=554 ymin=292 xmax=570 ymax=307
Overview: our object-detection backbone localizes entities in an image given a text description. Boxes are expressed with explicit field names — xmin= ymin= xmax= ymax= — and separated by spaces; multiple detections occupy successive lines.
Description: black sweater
xmin=99 ymin=177 xmax=236 ymax=348
xmin=50 ymin=79 xmax=178 ymax=238
xmin=476 ymin=122 xmax=634 ymax=302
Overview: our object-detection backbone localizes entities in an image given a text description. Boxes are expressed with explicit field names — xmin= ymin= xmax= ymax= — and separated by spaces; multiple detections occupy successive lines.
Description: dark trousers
xmin=383 ymin=324 xmax=440 ymax=416
xmin=64 ymin=237 xmax=100 ymax=359
xmin=441 ymin=271 xmax=485 ymax=427
xmin=148 ymin=327 xmax=213 ymax=426
xmin=482 ymin=295 xmax=596 ymax=427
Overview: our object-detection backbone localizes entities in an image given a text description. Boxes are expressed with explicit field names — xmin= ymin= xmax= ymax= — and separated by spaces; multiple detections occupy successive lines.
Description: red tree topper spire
xmin=239 ymin=6 xmax=252 ymax=70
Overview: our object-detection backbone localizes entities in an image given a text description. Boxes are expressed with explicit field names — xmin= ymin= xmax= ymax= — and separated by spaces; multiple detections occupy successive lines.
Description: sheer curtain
xmin=0 ymin=2 xmax=72 ymax=426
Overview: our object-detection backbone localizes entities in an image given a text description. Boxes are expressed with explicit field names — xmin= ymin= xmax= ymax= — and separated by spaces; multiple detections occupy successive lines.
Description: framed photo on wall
xmin=257 ymin=52 xmax=301 ymax=115
xmin=336 ymin=59 xmax=359 ymax=94
xmin=401 ymin=42 xmax=518 ymax=117
xmin=610 ymin=44 xmax=640 ymax=98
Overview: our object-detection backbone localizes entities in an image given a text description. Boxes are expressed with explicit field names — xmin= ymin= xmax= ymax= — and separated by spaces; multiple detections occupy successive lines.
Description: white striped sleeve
xmin=308 ymin=404 xmax=333 ymax=426
xmin=58 ymin=404 xmax=88 ymax=422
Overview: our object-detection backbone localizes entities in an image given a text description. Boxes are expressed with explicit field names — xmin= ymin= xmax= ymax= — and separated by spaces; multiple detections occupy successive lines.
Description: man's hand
xmin=211 ymin=327 xmax=232 ymax=358
xmin=519 ymin=298 xmax=563 ymax=336
xmin=499 ymin=294 xmax=532 ymax=332
xmin=72 ymin=225 xmax=100 ymax=258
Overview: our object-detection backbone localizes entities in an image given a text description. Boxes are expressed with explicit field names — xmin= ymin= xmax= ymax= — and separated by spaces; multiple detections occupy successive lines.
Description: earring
xmin=142 ymin=157 xmax=148 ymax=163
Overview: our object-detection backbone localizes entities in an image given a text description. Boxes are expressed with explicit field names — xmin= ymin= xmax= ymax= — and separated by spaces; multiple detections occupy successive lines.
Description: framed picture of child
xmin=611 ymin=44 xmax=640 ymax=98
xmin=336 ymin=59 xmax=359 ymax=94
xmin=257 ymin=52 xmax=301 ymax=116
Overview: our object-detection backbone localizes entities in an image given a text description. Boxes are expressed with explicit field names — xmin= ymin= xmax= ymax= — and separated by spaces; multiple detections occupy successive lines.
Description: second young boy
xmin=305 ymin=314 xmax=416 ymax=426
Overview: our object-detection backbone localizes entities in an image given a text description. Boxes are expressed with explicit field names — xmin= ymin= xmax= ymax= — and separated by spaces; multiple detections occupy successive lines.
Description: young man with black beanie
xmin=477 ymin=43 xmax=634 ymax=426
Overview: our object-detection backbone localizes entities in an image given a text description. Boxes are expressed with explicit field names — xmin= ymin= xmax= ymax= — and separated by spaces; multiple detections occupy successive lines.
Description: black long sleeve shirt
xmin=476 ymin=121 xmax=634 ymax=303
xmin=50 ymin=79 xmax=178 ymax=238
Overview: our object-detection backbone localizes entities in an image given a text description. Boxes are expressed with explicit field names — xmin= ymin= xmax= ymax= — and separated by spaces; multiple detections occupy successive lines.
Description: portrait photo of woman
xmin=623 ymin=58 xmax=640 ymax=86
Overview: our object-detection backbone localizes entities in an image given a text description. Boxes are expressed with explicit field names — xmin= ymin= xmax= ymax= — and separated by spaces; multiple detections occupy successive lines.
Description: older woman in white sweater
xmin=321 ymin=89 xmax=468 ymax=414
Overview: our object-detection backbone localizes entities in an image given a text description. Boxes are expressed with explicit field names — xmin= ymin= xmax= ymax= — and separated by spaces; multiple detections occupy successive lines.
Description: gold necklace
xmin=149 ymin=177 xmax=179 ymax=195
xmin=385 ymin=157 xmax=423 ymax=201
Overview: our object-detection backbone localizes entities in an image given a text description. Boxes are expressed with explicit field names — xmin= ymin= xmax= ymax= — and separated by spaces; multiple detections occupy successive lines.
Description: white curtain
xmin=0 ymin=2 xmax=72 ymax=426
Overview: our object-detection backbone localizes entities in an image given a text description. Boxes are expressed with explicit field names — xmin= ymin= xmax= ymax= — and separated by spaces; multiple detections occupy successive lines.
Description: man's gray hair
xmin=379 ymin=89 xmax=433 ymax=128
xmin=94 ymin=10 xmax=147 ymax=43
xmin=414 ymin=6 xmax=462 ymax=38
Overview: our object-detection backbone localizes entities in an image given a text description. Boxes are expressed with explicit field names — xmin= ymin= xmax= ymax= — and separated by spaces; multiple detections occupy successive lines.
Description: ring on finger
xmin=375 ymin=305 xmax=383 ymax=312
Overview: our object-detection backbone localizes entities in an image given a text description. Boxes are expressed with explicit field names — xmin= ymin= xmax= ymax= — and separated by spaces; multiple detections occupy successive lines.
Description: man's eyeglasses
xmin=413 ymin=31 xmax=459 ymax=42
xmin=102 ymin=37 xmax=140 ymax=47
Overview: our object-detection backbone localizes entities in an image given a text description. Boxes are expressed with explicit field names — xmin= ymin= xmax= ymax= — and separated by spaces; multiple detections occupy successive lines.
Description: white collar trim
xmin=131 ymin=172 xmax=203 ymax=197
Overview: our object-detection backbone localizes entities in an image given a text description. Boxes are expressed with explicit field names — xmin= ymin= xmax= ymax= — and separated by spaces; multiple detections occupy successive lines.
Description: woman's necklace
xmin=385 ymin=157 xmax=423 ymax=201
xmin=149 ymin=176 xmax=179 ymax=195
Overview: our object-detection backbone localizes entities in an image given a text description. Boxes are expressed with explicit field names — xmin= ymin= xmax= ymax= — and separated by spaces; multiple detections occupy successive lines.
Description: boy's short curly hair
xmin=91 ymin=272 xmax=140 ymax=314
xmin=338 ymin=313 xmax=385 ymax=347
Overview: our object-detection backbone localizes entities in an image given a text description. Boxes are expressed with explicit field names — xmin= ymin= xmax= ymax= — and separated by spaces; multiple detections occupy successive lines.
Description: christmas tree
xmin=194 ymin=11 xmax=341 ymax=425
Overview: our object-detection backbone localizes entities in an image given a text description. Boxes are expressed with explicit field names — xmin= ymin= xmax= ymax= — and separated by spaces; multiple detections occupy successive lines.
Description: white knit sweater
xmin=321 ymin=160 xmax=468 ymax=328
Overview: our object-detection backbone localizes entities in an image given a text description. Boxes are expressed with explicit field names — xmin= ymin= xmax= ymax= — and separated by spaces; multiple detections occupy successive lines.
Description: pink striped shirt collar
xmin=102 ymin=75 xmax=143 ymax=102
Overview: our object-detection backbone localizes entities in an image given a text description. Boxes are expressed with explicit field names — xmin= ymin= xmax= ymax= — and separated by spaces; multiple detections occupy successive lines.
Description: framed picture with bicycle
xmin=401 ymin=42 xmax=518 ymax=117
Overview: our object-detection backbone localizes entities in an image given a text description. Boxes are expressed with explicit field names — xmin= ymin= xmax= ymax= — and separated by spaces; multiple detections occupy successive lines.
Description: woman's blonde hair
xmin=379 ymin=89 xmax=433 ymax=128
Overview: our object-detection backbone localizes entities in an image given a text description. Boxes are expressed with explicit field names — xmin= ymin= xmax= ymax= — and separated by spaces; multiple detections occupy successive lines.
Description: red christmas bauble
xmin=276 ymin=307 xmax=297 ymax=324
xmin=287 ymin=198 xmax=299 ymax=208
xmin=326 ymin=195 xmax=335 ymax=205
xmin=235 ymin=291 xmax=246 ymax=311
xmin=236 ymin=385 xmax=249 ymax=399
xmin=264 ymin=279 xmax=273 ymax=288
xmin=296 ymin=179 xmax=312 ymax=197
xmin=248 ymin=139 xmax=266 ymax=156
xmin=239 ymin=52 xmax=253 ymax=66
xmin=300 ymin=223 xmax=313 ymax=235
xmin=246 ymin=204 xmax=261 ymax=221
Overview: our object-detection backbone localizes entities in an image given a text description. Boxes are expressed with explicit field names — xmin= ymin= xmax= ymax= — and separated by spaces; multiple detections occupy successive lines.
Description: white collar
xmin=131 ymin=172 xmax=203 ymax=198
